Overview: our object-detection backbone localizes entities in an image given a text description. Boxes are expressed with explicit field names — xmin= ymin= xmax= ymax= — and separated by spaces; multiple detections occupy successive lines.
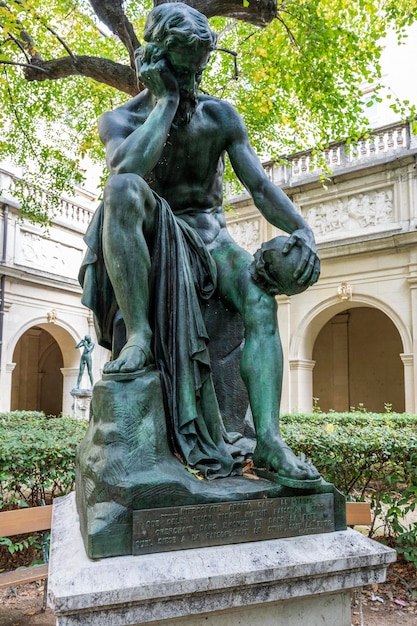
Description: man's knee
xmin=104 ymin=174 xmax=153 ymax=216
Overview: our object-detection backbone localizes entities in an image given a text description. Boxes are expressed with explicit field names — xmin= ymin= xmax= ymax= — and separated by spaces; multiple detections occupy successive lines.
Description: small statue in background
xmin=75 ymin=335 xmax=95 ymax=389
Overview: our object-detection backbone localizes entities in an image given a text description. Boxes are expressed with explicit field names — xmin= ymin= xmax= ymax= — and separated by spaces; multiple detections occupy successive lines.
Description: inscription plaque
xmin=133 ymin=494 xmax=335 ymax=555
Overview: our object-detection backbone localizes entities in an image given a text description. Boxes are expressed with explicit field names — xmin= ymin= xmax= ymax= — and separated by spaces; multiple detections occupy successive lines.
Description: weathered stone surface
xmin=48 ymin=493 xmax=396 ymax=626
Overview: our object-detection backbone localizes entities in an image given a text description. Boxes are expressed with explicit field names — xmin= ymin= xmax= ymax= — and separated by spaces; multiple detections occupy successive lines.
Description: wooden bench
xmin=345 ymin=501 xmax=372 ymax=526
xmin=0 ymin=504 xmax=52 ymax=608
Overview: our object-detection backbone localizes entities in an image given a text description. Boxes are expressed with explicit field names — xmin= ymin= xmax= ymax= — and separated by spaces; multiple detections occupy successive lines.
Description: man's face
xmin=165 ymin=48 xmax=210 ymax=96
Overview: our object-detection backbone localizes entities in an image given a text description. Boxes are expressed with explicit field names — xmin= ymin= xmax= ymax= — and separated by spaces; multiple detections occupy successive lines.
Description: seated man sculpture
xmin=80 ymin=3 xmax=321 ymax=488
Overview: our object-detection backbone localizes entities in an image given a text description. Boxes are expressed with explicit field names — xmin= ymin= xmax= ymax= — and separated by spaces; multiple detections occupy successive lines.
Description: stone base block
xmin=48 ymin=493 xmax=396 ymax=626
xmin=70 ymin=389 xmax=92 ymax=420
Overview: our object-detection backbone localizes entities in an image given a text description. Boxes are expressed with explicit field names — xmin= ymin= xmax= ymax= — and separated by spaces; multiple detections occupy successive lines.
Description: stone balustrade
xmin=0 ymin=167 xmax=95 ymax=232
xmin=226 ymin=120 xmax=417 ymax=199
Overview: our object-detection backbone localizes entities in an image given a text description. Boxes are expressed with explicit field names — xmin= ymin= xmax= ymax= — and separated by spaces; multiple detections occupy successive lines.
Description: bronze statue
xmin=77 ymin=3 xmax=328 ymax=558
xmin=80 ymin=2 xmax=320 ymax=485
xmin=74 ymin=335 xmax=94 ymax=389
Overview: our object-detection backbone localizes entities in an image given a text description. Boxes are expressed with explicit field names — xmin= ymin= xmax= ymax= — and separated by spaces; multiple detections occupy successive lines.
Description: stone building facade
xmin=1 ymin=119 xmax=416 ymax=416
xmin=0 ymin=168 xmax=108 ymax=416
xmin=226 ymin=120 xmax=417 ymax=414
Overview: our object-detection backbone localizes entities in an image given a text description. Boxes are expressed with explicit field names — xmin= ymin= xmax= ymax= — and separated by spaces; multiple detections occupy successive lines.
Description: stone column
xmin=407 ymin=271 xmax=417 ymax=413
xmin=289 ymin=359 xmax=315 ymax=413
xmin=331 ymin=313 xmax=350 ymax=411
xmin=0 ymin=362 xmax=15 ymax=411
xmin=23 ymin=328 xmax=42 ymax=408
xmin=400 ymin=353 xmax=415 ymax=413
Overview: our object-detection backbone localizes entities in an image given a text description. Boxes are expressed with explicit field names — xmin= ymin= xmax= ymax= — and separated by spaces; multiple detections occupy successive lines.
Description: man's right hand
xmin=139 ymin=55 xmax=179 ymax=101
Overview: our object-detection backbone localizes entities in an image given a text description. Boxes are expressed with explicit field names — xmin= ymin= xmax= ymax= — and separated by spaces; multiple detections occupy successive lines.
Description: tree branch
xmin=44 ymin=24 xmax=76 ymax=59
xmin=23 ymin=55 xmax=139 ymax=96
xmin=154 ymin=0 xmax=277 ymax=27
xmin=88 ymin=0 xmax=140 ymax=69
xmin=0 ymin=58 xmax=48 ymax=72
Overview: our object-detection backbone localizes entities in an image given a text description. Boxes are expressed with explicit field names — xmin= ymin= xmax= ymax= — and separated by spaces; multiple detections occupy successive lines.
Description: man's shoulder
xmin=101 ymin=92 xmax=148 ymax=121
xmin=198 ymin=95 xmax=247 ymax=142
xmin=198 ymin=95 xmax=242 ymax=123
xmin=99 ymin=93 xmax=148 ymax=139
xmin=199 ymin=94 xmax=237 ymax=111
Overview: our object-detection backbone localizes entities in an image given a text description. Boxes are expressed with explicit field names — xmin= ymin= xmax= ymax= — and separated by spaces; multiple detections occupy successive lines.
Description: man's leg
xmin=102 ymin=173 xmax=157 ymax=374
xmin=211 ymin=240 xmax=319 ymax=482
xmin=76 ymin=360 xmax=85 ymax=388
xmin=86 ymin=358 xmax=94 ymax=387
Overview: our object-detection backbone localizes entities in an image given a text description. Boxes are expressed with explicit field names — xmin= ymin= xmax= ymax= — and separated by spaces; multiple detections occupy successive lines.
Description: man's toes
xmin=120 ymin=359 xmax=136 ymax=373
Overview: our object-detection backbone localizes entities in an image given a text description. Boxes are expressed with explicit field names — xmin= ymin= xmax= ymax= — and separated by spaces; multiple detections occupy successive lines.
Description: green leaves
xmin=0 ymin=411 xmax=87 ymax=508
xmin=281 ymin=410 xmax=417 ymax=565
xmin=0 ymin=0 xmax=416 ymax=223
xmin=0 ymin=533 xmax=40 ymax=555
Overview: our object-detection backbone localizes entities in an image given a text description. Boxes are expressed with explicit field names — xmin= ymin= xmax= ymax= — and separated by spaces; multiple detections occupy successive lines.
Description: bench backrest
xmin=345 ymin=502 xmax=371 ymax=526
xmin=0 ymin=505 xmax=53 ymax=537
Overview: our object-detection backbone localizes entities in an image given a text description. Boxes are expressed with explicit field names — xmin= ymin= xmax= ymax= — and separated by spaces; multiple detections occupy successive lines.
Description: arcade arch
xmin=312 ymin=307 xmax=405 ymax=413
xmin=9 ymin=322 xmax=80 ymax=417
xmin=289 ymin=296 xmax=411 ymax=413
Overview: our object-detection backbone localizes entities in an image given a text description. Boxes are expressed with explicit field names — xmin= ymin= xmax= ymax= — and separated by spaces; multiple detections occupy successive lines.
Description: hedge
xmin=1 ymin=410 xmax=416 ymax=563
xmin=0 ymin=411 xmax=87 ymax=508
xmin=281 ymin=410 xmax=417 ymax=563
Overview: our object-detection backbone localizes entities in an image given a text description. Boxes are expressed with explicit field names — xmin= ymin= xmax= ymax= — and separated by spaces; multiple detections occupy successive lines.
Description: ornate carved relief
xmin=16 ymin=229 xmax=83 ymax=279
xmin=228 ymin=219 xmax=261 ymax=253
xmin=337 ymin=282 xmax=352 ymax=301
xmin=302 ymin=189 xmax=393 ymax=237
xmin=47 ymin=308 xmax=58 ymax=323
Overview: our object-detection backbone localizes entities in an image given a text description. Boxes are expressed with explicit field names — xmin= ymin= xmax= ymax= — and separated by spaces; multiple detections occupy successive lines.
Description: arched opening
xmin=11 ymin=326 xmax=64 ymax=416
xmin=312 ymin=307 xmax=405 ymax=412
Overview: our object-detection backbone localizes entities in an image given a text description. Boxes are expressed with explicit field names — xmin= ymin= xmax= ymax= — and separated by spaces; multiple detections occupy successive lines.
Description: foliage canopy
xmin=0 ymin=0 xmax=416 ymax=221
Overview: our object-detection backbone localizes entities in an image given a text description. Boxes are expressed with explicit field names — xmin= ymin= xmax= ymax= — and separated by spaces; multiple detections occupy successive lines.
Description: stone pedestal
xmin=70 ymin=388 xmax=92 ymax=420
xmin=48 ymin=493 xmax=396 ymax=626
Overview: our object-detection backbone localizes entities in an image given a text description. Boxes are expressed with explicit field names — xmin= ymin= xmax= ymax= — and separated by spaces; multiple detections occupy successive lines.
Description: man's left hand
xmin=283 ymin=229 xmax=320 ymax=287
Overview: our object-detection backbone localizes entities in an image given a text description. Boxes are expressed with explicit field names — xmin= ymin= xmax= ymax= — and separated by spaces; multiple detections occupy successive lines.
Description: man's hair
xmin=143 ymin=2 xmax=217 ymax=52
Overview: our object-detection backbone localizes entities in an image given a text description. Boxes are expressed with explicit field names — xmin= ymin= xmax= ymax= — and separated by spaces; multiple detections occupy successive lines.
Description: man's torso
xmin=108 ymin=94 xmax=236 ymax=245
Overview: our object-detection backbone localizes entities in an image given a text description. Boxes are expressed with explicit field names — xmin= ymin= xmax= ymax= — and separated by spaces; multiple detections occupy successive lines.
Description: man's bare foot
xmin=253 ymin=438 xmax=321 ymax=488
xmin=103 ymin=341 xmax=153 ymax=375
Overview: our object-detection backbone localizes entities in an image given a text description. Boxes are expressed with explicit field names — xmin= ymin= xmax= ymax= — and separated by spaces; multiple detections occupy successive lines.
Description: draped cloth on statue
xmin=79 ymin=196 xmax=242 ymax=479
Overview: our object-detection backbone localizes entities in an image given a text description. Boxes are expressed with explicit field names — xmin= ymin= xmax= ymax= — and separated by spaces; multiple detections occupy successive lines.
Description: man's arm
xmin=98 ymin=58 xmax=180 ymax=177
xmin=226 ymin=109 xmax=320 ymax=285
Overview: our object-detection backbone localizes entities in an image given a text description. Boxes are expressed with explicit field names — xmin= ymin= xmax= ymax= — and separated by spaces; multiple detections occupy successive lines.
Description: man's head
xmin=143 ymin=3 xmax=217 ymax=56
xmin=137 ymin=3 xmax=217 ymax=124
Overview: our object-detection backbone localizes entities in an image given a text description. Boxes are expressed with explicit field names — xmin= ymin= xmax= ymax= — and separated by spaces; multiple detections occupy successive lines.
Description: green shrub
xmin=0 ymin=411 xmax=87 ymax=508
xmin=1 ymin=409 xmax=416 ymax=565
xmin=281 ymin=411 xmax=417 ymax=565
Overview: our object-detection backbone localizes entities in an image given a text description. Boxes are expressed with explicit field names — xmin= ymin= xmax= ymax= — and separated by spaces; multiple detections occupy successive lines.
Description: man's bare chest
xmin=153 ymin=121 xmax=223 ymax=185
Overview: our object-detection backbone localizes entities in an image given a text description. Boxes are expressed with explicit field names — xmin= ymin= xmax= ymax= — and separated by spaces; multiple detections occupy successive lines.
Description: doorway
xmin=11 ymin=326 xmax=64 ymax=416
xmin=312 ymin=307 xmax=404 ymax=412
